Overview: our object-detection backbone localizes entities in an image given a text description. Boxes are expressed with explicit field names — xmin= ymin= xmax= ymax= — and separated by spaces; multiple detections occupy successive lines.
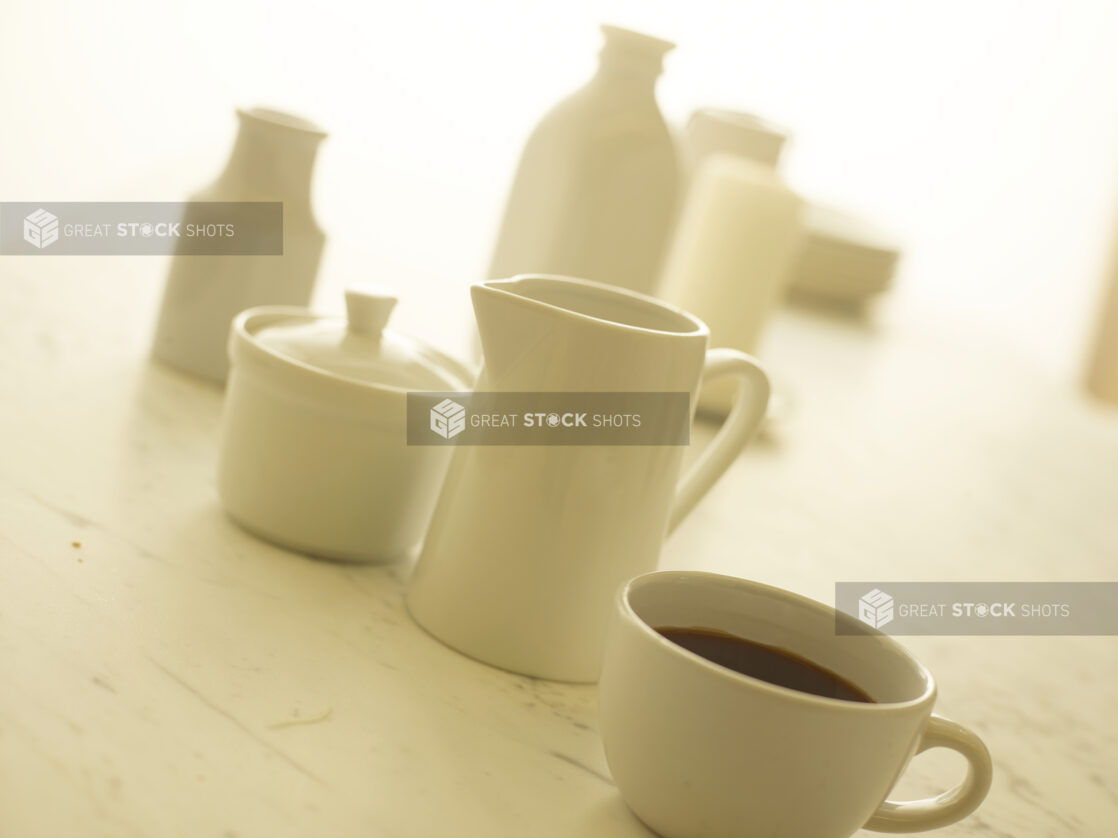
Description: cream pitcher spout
xmin=471 ymin=274 xmax=711 ymax=387
xmin=468 ymin=276 xmax=567 ymax=381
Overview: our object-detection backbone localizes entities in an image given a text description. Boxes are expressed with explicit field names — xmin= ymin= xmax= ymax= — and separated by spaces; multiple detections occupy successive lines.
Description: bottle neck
xmin=593 ymin=52 xmax=664 ymax=104
xmin=592 ymin=26 xmax=672 ymax=96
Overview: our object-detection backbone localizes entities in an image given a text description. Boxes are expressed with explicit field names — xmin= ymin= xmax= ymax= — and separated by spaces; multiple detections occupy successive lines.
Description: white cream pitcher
xmin=405 ymin=275 xmax=770 ymax=682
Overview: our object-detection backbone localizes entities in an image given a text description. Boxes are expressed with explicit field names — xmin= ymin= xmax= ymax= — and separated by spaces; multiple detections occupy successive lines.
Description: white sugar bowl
xmin=218 ymin=286 xmax=472 ymax=562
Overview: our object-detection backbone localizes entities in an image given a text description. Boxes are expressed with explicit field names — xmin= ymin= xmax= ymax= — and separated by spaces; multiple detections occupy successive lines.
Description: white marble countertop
xmin=2 ymin=258 xmax=1116 ymax=837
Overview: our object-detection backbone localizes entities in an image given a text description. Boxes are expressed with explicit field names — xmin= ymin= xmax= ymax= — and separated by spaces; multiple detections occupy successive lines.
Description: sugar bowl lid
xmin=245 ymin=286 xmax=467 ymax=391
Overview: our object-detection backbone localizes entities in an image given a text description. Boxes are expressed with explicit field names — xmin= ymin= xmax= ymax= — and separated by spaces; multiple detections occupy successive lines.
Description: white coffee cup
xmin=599 ymin=572 xmax=993 ymax=838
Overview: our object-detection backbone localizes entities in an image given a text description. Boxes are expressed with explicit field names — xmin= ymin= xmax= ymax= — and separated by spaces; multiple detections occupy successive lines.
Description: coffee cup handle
xmin=864 ymin=714 xmax=993 ymax=833
xmin=669 ymin=349 xmax=770 ymax=533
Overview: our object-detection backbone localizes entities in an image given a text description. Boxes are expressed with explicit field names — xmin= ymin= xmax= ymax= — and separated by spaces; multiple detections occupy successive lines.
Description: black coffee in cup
xmin=657 ymin=627 xmax=874 ymax=703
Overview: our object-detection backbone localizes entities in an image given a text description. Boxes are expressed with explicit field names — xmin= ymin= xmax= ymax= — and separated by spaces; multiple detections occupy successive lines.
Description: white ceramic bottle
xmin=658 ymin=154 xmax=803 ymax=415
xmin=152 ymin=108 xmax=327 ymax=384
xmin=486 ymin=26 xmax=678 ymax=295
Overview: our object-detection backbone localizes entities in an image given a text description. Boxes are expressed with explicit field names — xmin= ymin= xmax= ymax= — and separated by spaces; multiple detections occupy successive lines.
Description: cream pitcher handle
xmin=668 ymin=349 xmax=770 ymax=533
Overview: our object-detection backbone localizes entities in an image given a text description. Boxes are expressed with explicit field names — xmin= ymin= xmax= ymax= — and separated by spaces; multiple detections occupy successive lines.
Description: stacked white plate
xmin=787 ymin=204 xmax=901 ymax=303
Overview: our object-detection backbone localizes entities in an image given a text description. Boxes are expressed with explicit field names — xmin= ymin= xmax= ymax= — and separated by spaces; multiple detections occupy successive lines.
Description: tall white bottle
xmin=487 ymin=26 xmax=678 ymax=295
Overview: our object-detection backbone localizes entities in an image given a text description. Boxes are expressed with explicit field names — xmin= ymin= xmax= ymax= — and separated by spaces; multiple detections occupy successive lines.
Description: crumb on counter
xmin=72 ymin=541 xmax=81 ymax=548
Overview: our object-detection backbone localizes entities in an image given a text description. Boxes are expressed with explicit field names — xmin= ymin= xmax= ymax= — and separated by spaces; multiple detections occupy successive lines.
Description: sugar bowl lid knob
xmin=345 ymin=285 xmax=398 ymax=336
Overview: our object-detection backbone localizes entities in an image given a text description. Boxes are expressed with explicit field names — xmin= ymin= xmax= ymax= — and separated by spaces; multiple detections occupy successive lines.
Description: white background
xmin=3 ymin=0 xmax=1118 ymax=377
